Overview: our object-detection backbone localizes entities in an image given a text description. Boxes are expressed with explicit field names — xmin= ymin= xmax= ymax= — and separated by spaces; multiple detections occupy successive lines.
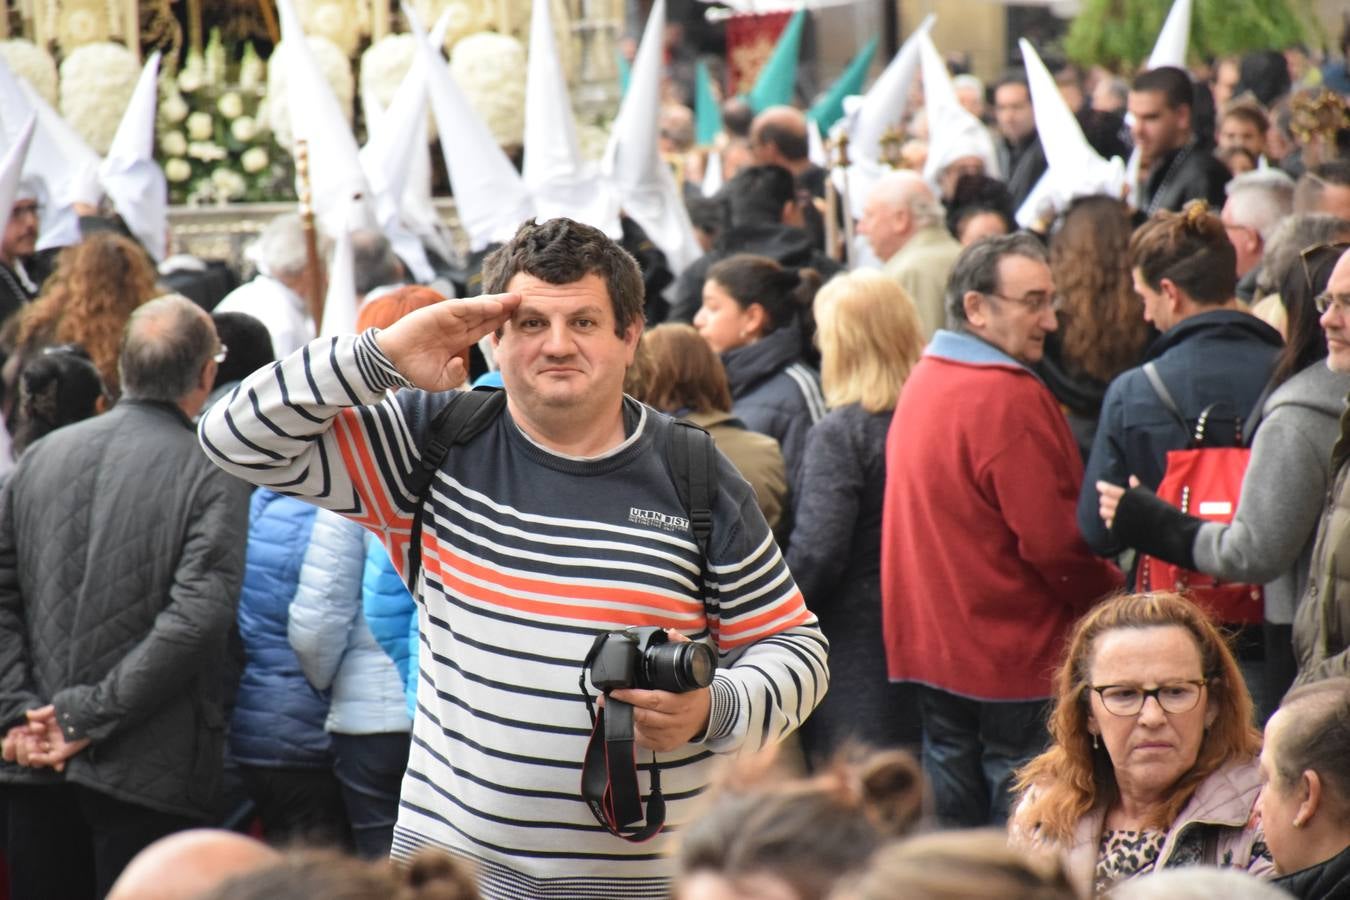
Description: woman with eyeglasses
xmin=1097 ymin=242 xmax=1350 ymax=719
xmin=1010 ymin=592 xmax=1272 ymax=897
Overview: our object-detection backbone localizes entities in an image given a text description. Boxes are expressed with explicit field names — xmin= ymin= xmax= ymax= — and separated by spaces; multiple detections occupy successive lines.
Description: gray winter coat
xmin=0 ymin=399 xmax=250 ymax=819
xmin=1193 ymin=363 xmax=1350 ymax=623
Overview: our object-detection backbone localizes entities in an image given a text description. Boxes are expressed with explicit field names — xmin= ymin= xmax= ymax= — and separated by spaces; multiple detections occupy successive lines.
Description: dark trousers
xmin=237 ymin=764 xmax=351 ymax=850
xmin=331 ymin=731 xmax=411 ymax=859
xmin=917 ymin=686 xmax=1050 ymax=828
xmin=6 ymin=782 xmax=198 ymax=900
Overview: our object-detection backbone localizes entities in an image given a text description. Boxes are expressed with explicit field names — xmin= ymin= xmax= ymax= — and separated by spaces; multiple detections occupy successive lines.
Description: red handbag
xmin=1134 ymin=364 xmax=1264 ymax=624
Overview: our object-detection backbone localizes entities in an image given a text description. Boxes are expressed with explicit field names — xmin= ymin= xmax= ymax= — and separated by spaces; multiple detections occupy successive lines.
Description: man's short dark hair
xmin=120 ymin=295 xmax=217 ymax=402
xmin=1237 ymin=50 xmax=1292 ymax=108
xmin=1132 ymin=66 xmax=1194 ymax=110
xmin=722 ymin=98 xmax=754 ymax=139
xmin=752 ymin=119 xmax=808 ymax=162
xmin=722 ymin=165 xmax=797 ymax=229
xmin=350 ymin=229 xmax=403 ymax=296
xmin=945 ymin=232 xmax=1048 ymax=327
xmin=480 ymin=218 xmax=644 ymax=338
xmin=993 ymin=72 xmax=1029 ymax=96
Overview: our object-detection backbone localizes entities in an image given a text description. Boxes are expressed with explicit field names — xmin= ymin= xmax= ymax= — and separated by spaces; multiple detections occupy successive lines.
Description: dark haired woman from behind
xmin=1098 ymin=242 xmax=1350 ymax=719
xmin=694 ymin=253 xmax=824 ymax=496
xmin=1037 ymin=195 xmax=1151 ymax=459
xmin=8 ymin=344 xmax=105 ymax=461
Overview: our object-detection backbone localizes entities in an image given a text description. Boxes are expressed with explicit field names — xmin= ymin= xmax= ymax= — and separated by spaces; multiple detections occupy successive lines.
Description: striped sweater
xmin=198 ymin=331 xmax=829 ymax=898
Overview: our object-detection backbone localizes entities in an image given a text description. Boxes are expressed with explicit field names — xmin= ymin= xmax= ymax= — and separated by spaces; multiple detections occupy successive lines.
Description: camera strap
xmin=578 ymin=638 xmax=666 ymax=842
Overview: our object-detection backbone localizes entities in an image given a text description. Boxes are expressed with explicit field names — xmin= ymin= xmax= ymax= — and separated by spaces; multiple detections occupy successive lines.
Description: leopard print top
xmin=1095 ymin=828 xmax=1166 ymax=894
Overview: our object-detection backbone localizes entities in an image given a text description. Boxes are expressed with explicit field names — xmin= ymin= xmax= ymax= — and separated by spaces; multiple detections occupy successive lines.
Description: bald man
xmin=107 ymin=830 xmax=280 ymax=900
xmin=750 ymin=105 xmax=827 ymax=198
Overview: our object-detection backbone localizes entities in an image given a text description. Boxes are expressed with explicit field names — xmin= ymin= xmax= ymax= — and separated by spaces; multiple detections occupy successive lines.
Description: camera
xmin=586 ymin=626 xmax=715 ymax=693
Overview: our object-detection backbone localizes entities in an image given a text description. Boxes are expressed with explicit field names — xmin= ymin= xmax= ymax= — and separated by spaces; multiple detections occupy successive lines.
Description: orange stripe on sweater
xmin=718 ymin=605 xmax=813 ymax=650
xmin=333 ymin=410 xmax=400 ymax=530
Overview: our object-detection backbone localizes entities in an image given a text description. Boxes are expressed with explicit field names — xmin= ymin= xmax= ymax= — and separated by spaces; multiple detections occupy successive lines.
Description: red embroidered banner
xmin=725 ymin=10 xmax=793 ymax=97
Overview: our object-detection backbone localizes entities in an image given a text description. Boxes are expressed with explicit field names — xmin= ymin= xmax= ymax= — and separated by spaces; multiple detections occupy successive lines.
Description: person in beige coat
xmin=857 ymin=171 xmax=963 ymax=340
xmin=627 ymin=323 xmax=788 ymax=536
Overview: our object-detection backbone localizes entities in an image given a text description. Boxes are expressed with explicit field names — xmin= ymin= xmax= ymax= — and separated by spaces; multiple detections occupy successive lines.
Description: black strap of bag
xmin=405 ymin=387 xmax=508 ymax=588
xmin=1142 ymin=362 xmax=1242 ymax=448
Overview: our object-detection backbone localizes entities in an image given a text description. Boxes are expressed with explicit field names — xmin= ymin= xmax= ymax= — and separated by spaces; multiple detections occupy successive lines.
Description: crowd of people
xmin=0 ymin=17 xmax=1346 ymax=900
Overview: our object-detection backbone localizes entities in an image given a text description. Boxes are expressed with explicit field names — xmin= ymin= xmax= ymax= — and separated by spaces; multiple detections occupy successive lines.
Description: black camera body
xmin=586 ymin=626 xmax=715 ymax=694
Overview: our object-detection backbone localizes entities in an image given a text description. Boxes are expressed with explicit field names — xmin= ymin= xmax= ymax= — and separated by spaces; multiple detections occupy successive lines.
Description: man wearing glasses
xmin=0 ymin=184 xmax=44 ymax=326
xmin=881 ymin=233 xmax=1123 ymax=828
xmin=1295 ymin=247 xmax=1350 ymax=688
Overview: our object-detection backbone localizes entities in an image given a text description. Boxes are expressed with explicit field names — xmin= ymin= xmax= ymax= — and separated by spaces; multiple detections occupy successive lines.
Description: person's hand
xmin=2 ymin=725 xmax=27 ymax=764
xmin=374 ymin=293 xmax=520 ymax=392
xmin=608 ymin=632 xmax=713 ymax=753
xmin=1097 ymin=476 xmax=1140 ymax=529
xmin=22 ymin=707 xmax=88 ymax=772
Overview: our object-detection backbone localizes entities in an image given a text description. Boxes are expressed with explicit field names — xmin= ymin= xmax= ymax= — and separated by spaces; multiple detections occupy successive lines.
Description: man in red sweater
xmin=881 ymin=233 xmax=1122 ymax=828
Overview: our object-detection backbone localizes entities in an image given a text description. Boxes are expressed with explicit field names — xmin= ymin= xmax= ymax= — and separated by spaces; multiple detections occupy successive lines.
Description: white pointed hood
xmin=277 ymin=0 xmax=373 ymax=237
xmin=1148 ymin=0 xmax=1192 ymax=69
xmin=1015 ymin=39 xmax=1124 ymax=227
xmin=0 ymin=55 xmax=101 ymax=251
xmin=920 ymin=31 xmax=999 ymax=191
xmin=320 ymin=203 xmax=358 ymax=337
xmin=98 ymin=52 xmax=167 ymax=261
xmin=0 ymin=114 xmax=37 ymax=237
xmin=601 ymin=0 xmax=700 ymax=274
xmin=807 ymin=117 xmax=826 ymax=168
xmin=523 ymin=0 xmax=620 ymax=235
xmin=701 ymin=150 xmax=722 ymax=198
xmin=405 ymin=2 xmax=535 ymax=252
xmin=834 ymin=14 xmax=933 ymax=220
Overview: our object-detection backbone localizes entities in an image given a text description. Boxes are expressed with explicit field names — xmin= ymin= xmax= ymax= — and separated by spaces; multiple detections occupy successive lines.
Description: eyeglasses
xmin=1315 ymin=292 xmax=1350 ymax=316
xmin=1300 ymin=241 xmax=1350 ymax=295
xmin=1088 ymin=680 xmax=1207 ymax=717
xmin=10 ymin=202 xmax=40 ymax=220
xmin=985 ymin=291 xmax=1062 ymax=314
xmin=212 ymin=344 xmax=228 ymax=364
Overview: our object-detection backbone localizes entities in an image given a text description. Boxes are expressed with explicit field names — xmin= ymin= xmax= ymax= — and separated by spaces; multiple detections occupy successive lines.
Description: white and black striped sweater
xmin=199 ymin=331 xmax=829 ymax=899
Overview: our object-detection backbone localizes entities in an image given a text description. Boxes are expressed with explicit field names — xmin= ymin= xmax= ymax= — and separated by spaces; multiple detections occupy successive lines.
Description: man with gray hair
xmin=1221 ymin=169 xmax=1296 ymax=300
xmin=215 ymin=213 xmax=330 ymax=357
xmin=881 ymin=234 xmax=1122 ymax=828
xmin=0 ymin=294 xmax=250 ymax=898
xmin=858 ymin=170 xmax=962 ymax=338
xmin=0 ymin=179 xmax=45 ymax=325
xmin=350 ymin=228 xmax=407 ymax=302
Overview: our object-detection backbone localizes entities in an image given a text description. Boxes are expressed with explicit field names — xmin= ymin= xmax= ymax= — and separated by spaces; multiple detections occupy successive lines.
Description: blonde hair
xmin=1013 ymin=592 xmax=1260 ymax=844
xmin=813 ymin=271 xmax=923 ymax=413
xmin=840 ymin=830 xmax=1076 ymax=900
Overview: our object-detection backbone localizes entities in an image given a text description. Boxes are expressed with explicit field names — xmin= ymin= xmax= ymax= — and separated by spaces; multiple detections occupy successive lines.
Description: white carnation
xmin=161 ymin=91 xmax=189 ymax=124
xmin=231 ymin=116 xmax=258 ymax=143
xmin=413 ymin=0 xmax=497 ymax=50
xmin=217 ymin=91 xmax=245 ymax=120
xmin=265 ymin=36 xmax=355 ymax=150
xmin=160 ymin=131 xmax=188 ymax=156
xmin=298 ymin=0 xmax=370 ymax=56
xmin=0 ymin=40 xmax=59 ymax=107
xmin=241 ymin=146 xmax=270 ymax=174
xmin=359 ymin=34 xmax=437 ymax=139
xmin=210 ymin=167 xmax=247 ymax=200
xmin=164 ymin=158 xmax=192 ymax=183
xmin=58 ymin=42 xmax=140 ymax=155
xmin=450 ymin=32 xmax=527 ymax=147
xmin=186 ymin=111 xmax=215 ymax=141
xmin=187 ymin=141 xmax=228 ymax=163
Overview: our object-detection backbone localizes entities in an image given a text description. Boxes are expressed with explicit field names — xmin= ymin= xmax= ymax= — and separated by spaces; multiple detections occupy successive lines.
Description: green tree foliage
xmin=1064 ymin=0 xmax=1317 ymax=72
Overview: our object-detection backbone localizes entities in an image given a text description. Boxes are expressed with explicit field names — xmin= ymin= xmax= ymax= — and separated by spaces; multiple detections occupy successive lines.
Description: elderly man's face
xmin=1 ymin=198 xmax=40 ymax=263
xmin=857 ymin=194 xmax=909 ymax=262
xmin=1320 ymin=251 xmax=1350 ymax=373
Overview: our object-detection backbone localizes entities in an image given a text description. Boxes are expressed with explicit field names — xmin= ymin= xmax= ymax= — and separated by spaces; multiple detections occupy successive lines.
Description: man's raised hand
xmin=374 ymin=293 xmax=520 ymax=392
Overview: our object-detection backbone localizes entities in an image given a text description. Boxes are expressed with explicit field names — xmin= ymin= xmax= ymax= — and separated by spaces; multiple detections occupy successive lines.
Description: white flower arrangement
xmin=239 ymin=43 xmax=266 ymax=91
xmin=359 ymin=34 xmax=437 ymax=139
xmin=298 ymin=0 xmax=371 ymax=56
xmin=186 ymin=111 xmax=215 ymax=141
xmin=58 ymin=42 xmax=140 ymax=155
xmin=0 ymin=40 xmax=59 ymax=107
xmin=160 ymin=131 xmax=188 ymax=157
xmin=413 ymin=0 xmax=493 ymax=52
xmin=210 ymin=167 xmax=248 ymax=200
xmin=231 ymin=116 xmax=258 ymax=143
xmin=164 ymin=158 xmax=192 ymax=183
xmin=450 ymin=32 xmax=527 ymax=147
xmin=161 ymin=91 xmax=190 ymax=124
xmin=217 ymin=91 xmax=245 ymax=120
xmin=187 ymin=141 xmax=228 ymax=163
xmin=55 ymin=0 xmax=111 ymax=52
xmin=266 ymin=35 xmax=355 ymax=150
xmin=241 ymin=147 xmax=270 ymax=174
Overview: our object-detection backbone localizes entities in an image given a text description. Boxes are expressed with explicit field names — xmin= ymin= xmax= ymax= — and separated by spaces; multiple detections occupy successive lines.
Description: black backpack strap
xmin=406 ymin=388 xmax=507 ymax=588
xmin=1241 ymin=381 xmax=1274 ymax=446
xmin=667 ymin=419 xmax=717 ymax=561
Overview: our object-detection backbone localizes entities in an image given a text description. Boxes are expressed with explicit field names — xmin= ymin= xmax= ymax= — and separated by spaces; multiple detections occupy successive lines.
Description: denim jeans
xmin=917 ymin=686 xmax=1050 ymax=828
xmin=331 ymin=731 xmax=411 ymax=859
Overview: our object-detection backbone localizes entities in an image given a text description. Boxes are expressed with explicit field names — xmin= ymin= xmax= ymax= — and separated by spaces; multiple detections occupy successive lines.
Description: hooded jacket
xmin=1274 ymin=844 xmax=1350 ymax=900
xmin=721 ymin=324 xmax=824 ymax=497
xmin=1077 ymin=309 xmax=1282 ymax=557
xmin=1294 ymin=401 xmax=1350 ymax=686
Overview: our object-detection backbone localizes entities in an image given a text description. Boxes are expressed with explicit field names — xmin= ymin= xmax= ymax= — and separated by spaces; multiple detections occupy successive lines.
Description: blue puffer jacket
xmin=362 ymin=539 xmax=419 ymax=719
xmin=288 ymin=510 xmax=411 ymax=735
xmin=721 ymin=323 xmax=824 ymax=495
xmin=229 ymin=489 xmax=333 ymax=768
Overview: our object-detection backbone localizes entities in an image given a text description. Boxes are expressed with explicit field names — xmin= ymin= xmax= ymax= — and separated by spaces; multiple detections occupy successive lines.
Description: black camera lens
xmin=642 ymin=641 xmax=715 ymax=692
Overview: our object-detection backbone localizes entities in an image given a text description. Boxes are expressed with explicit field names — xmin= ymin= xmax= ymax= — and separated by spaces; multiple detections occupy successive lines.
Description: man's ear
xmin=1159 ymin=277 xmax=1185 ymax=313
xmin=744 ymin=303 xmax=770 ymax=338
xmin=199 ymin=359 xmax=217 ymax=393
xmin=622 ymin=319 xmax=643 ymax=364
xmin=962 ymin=291 xmax=987 ymax=328
xmin=1295 ymin=770 xmax=1323 ymax=828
